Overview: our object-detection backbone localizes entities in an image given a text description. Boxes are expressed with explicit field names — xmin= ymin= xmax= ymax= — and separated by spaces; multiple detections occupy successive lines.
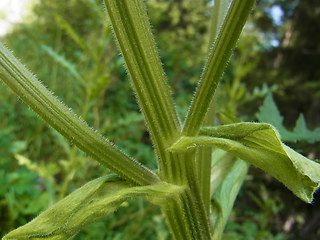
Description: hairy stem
xmin=104 ymin=0 xmax=181 ymax=180
xmin=183 ymin=0 xmax=255 ymax=136
xmin=196 ymin=0 xmax=232 ymax=217
xmin=0 ymin=42 xmax=159 ymax=186
xmin=104 ymin=0 xmax=212 ymax=238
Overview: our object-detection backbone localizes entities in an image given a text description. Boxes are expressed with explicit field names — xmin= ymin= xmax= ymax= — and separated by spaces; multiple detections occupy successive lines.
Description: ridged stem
xmin=196 ymin=0 xmax=232 ymax=217
xmin=182 ymin=0 xmax=255 ymax=136
xmin=104 ymin=0 xmax=212 ymax=238
xmin=104 ymin=0 xmax=181 ymax=180
xmin=0 ymin=42 xmax=159 ymax=186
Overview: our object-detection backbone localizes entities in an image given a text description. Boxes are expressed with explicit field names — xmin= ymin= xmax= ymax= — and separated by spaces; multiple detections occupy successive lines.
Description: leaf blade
xmin=211 ymin=158 xmax=248 ymax=240
xmin=170 ymin=122 xmax=320 ymax=202
xmin=3 ymin=175 xmax=183 ymax=240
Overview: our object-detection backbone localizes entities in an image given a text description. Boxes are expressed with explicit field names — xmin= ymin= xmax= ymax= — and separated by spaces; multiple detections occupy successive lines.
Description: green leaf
xmin=210 ymin=149 xmax=240 ymax=195
xmin=209 ymin=151 xmax=248 ymax=240
xmin=256 ymin=93 xmax=320 ymax=143
xmin=256 ymin=94 xmax=286 ymax=132
xmin=292 ymin=114 xmax=320 ymax=142
xmin=3 ymin=175 xmax=183 ymax=240
xmin=170 ymin=122 xmax=320 ymax=203
xmin=211 ymin=159 xmax=248 ymax=240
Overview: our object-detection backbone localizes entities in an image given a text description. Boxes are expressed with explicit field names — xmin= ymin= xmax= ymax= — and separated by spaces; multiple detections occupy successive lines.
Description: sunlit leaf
xmin=170 ymin=122 xmax=320 ymax=203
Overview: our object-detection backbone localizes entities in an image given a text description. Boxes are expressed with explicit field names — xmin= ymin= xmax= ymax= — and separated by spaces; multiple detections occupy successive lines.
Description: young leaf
xmin=257 ymin=93 xmax=320 ymax=143
xmin=170 ymin=122 xmax=320 ymax=203
xmin=3 ymin=175 xmax=183 ymax=240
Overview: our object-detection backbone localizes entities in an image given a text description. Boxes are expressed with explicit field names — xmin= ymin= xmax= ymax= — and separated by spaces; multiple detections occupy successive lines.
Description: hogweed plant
xmin=1 ymin=0 xmax=320 ymax=239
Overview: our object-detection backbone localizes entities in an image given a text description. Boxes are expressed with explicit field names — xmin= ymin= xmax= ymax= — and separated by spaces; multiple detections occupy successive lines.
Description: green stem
xmin=196 ymin=145 xmax=213 ymax=214
xmin=182 ymin=0 xmax=255 ymax=136
xmin=104 ymin=1 xmax=212 ymax=238
xmin=104 ymin=0 xmax=181 ymax=155
xmin=185 ymin=152 xmax=212 ymax=238
xmin=0 ymin=41 xmax=159 ymax=186
xmin=104 ymin=0 xmax=183 ymax=184
xmin=196 ymin=0 xmax=231 ymax=215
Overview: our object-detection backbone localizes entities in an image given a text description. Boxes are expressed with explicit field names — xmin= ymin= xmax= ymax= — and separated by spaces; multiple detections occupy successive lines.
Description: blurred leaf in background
xmin=257 ymin=93 xmax=320 ymax=143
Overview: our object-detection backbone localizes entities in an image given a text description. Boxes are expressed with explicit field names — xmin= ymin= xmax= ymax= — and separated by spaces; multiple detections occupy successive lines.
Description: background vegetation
xmin=1 ymin=0 xmax=319 ymax=239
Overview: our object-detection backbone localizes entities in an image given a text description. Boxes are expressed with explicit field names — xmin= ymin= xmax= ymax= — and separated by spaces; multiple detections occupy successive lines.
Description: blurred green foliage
xmin=0 ymin=0 xmax=319 ymax=239
xmin=257 ymin=94 xmax=320 ymax=143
